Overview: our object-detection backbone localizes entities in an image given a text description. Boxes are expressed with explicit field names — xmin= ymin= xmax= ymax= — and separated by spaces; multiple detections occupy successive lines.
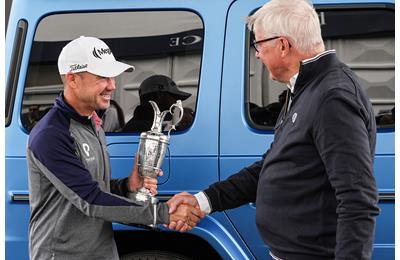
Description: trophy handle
xmin=149 ymin=101 xmax=169 ymax=133
xmin=167 ymin=100 xmax=184 ymax=136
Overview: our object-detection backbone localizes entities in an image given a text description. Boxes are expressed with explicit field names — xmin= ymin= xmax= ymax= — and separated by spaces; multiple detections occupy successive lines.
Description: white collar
xmin=286 ymin=73 xmax=298 ymax=93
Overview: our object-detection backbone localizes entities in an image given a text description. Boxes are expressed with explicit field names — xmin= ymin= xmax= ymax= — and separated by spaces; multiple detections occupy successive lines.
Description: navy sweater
xmin=204 ymin=51 xmax=380 ymax=260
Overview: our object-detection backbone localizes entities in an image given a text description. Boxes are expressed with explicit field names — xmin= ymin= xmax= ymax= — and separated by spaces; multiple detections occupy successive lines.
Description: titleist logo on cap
xmin=69 ymin=64 xmax=88 ymax=71
xmin=92 ymin=47 xmax=112 ymax=59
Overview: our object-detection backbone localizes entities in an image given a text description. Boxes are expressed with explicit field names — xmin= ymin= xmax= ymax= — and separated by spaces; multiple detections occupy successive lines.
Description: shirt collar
xmin=287 ymin=73 xmax=298 ymax=93
xmin=287 ymin=50 xmax=336 ymax=93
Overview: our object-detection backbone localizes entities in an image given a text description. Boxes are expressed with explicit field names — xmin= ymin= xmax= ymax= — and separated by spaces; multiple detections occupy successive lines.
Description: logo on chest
xmin=82 ymin=143 xmax=91 ymax=157
xmin=82 ymin=143 xmax=96 ymax=162
xmin=292 ymin=112 xmax=298 ymax=123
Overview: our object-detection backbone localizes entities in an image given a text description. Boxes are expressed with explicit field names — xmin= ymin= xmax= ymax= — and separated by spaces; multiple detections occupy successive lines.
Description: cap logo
xmin=70 ymin=64 xmax=88 ymax=72
xmin=92 ymin=47 xmax=112 ymax=59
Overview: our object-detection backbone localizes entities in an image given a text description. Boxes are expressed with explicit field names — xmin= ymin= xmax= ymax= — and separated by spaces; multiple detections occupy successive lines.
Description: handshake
xmin=166 ymin=192 xmax=206 ymax=232
xmin=133 ymin=168 xmax=205 ymax=232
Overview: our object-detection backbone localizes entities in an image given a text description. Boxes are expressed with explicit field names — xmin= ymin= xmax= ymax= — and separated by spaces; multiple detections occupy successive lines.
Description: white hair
xmin=247 ymin=0 xmax=325 ymax=55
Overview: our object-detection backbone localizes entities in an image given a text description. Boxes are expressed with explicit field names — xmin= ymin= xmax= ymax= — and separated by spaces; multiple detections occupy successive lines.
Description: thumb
xmin=133 ymin=153 xmax=139 ymax=171
xmin=167 ymin=198 xmax=178 ymax=214
xmin=167 ymin=196 xmax=186 ymax=214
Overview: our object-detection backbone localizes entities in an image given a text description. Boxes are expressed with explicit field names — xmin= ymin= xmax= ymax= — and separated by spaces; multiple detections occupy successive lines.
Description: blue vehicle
xmin=5 ymin=0 xmax=394 ymax=259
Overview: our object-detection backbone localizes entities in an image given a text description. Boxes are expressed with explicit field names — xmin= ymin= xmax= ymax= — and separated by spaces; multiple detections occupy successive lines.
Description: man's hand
xmin=167 ymin=192 xmax=199 ymax=213
xmin=166 ymin=192 xmax=205 ymax=231
xmin=128 ymin=154 xmax=163 ymax=195
xmin=169 ymin=204 xmax=204 ymax=232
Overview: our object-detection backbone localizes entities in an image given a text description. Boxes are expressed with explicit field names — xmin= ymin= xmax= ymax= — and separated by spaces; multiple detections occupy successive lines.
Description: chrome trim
xmin=9 ymin=192 xmax=394 ymax=202
xmin=10 ymin=192 xmax=29 ymax=201
xmin=379 ymin=193 xmax=395 ymax=201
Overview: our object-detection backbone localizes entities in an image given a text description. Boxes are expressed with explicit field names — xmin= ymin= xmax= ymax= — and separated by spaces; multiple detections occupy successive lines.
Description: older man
xmin=168 ymin=0 xmax=380 ymax=259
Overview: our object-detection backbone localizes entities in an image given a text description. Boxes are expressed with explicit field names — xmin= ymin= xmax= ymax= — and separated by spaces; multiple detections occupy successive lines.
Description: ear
xmin=65 ymin=73 xmax=79 ymax=89
xmin=279 ymin=38 xmax=291 ymax=57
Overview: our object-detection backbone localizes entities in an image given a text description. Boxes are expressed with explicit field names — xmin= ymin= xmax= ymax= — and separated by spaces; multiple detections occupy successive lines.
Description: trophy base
xmin=135 ymin=188 xmax=151 ymax=202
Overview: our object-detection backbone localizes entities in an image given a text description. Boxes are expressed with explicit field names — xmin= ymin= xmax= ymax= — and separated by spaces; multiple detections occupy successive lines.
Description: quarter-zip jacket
xmin=203 ymin=51 xmax=379 ymax=259
xmin=27 ymin=95 xmax=169 ymax=260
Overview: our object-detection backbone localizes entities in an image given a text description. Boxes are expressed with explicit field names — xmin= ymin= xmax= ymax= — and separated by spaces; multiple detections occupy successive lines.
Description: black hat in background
xmin=139 ymin=75 xmax=192 ymax=101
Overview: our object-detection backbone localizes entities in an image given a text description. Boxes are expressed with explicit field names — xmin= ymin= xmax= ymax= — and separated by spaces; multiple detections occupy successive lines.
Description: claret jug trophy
xmin=135 ymin=100 xmax=183 ymax=226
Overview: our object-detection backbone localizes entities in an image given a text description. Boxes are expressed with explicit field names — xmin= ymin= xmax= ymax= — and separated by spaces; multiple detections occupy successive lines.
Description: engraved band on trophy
xmin=135 ymin=100 xmax=183 ymax=225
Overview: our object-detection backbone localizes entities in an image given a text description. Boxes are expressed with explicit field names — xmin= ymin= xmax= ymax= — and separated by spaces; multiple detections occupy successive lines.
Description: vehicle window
xmin=22 ymin=11 xmax=203 ymax=133
xmin=247 ymin=7 xmax=394 ymax=130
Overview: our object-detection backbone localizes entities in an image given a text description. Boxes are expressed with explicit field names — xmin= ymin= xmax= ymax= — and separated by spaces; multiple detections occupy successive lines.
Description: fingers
xmin=186 ymin=206 xmax=202 ymax=227
xmin=165 ymin=192 xmax=205 ymax=232
xmin=127 ymin=153 xmax=142 ymax=192
xmin=149 ymin=187 xmax=157 ymax=196
xmin=132 ymin=153 xmax=140 ymax=177
xmin=178 ymin=223 xmax=190 ymax=232
xmin=143 ymin=177 xmax=158 ymax=195
xmin=167 ymin=196 xmax=186 ymax=214
xmin=167 ymin=221 xmax=177 ymax=230
xmin=190 ymin=205 xmax=205 ymax=219
xmin=133 ymin=153 xmax=139 ymax=170
xmin=168 ymin=204 xmax=205 ymax=232
xmin=166 ymin=220 xmax=185 ymax=232
xmin=168 ymin=221 xmax=189 ymax=232
xmin=167 ymin=192 xmax=199 ymax=214
xmin=174 ymin=220 xmax=186 ymax=231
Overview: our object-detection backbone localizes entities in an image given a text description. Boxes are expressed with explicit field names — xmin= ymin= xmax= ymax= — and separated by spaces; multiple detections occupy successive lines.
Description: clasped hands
xmin=131 ymin=172 xmax=204 ymax=231
xmin=129 ymin=155 xmax=205 ymax=231
xmin=166 ymin=192 xmax=205 ymax=232
xmin=131 ymin=169 xmax=204 ymax=231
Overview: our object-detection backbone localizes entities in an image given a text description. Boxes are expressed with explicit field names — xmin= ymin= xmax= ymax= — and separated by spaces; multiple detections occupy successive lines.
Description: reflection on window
xmin=22 ymin=11 xmax=203 ymax=133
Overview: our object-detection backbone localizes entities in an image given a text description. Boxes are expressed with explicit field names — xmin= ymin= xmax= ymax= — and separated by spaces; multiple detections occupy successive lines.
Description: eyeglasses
xmin=251 ymin=36 xmax=291 ymax=52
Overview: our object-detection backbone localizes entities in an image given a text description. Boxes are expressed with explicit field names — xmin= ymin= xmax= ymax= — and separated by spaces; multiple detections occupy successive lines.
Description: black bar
xmin=5 ymin=19 xmax=28 ymax=126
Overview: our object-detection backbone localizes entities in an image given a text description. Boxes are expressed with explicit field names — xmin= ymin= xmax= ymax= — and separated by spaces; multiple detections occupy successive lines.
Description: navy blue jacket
xmin=204 ymin=51 xmax=379 ymax=260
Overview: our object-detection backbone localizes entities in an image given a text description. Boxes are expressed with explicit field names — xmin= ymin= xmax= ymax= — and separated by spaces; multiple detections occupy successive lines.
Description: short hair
xmin=247 ymin=0 xmax=325 ymax=55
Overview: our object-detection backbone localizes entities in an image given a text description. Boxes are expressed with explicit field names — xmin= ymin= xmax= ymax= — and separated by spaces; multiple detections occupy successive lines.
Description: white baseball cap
xmin=58 ymin=36 xmax=134 ymax=77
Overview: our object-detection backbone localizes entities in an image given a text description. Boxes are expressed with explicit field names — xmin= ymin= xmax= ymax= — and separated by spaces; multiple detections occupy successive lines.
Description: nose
xmin=107 ymin=77 xmax=116 ymax=90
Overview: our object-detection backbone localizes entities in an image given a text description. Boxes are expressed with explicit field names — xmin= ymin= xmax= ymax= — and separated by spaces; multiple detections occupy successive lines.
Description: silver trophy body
xmin=135 ymin=100 xmax=183 ymax=203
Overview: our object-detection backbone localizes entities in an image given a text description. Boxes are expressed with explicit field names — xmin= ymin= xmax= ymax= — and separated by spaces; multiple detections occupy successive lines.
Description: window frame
xmin=245 ymin=4 xmax=395 ymax=132
xmin=20 ymin=10 xmax=204 ymax=134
